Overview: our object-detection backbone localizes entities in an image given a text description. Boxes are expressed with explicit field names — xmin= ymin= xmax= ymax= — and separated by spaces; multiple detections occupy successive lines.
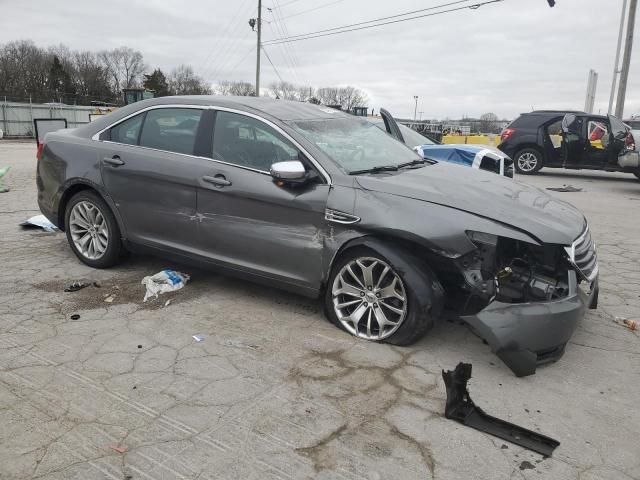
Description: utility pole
xmin=608 ymin=0 xmax=627 ymax=114
xmin=419 ymin=111 xmax=424 ymax=121
xmin=584 ymin=69 xmax=598 ymax=114
xmin=616 ymin=0 xmax=637 ymax=118
xmin=413 ymin=96 xmax=418 ymax=122
xmin=256 ymin=0 xmax=262 ymax=97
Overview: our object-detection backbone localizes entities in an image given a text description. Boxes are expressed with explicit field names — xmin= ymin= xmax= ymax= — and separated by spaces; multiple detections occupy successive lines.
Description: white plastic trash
xmin=141 ymin=269 xmax=190 ymax=302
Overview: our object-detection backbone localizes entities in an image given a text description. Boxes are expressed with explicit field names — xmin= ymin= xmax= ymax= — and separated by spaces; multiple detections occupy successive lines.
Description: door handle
xmin=202 ymin=175 xmax=231 ymax=187
xmin=103 ymin=155 xmax=125 ymax=166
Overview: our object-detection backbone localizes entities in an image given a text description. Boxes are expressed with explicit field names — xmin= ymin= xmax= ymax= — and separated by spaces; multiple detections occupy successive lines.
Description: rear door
xmin=541 ymin=117 xmax=563 ymax=166
xmin=99 ymin=106 xmax=212 ymax=252
xmin=560 ymin=114 xmax=587 ymax=167
xmin=195 ymin=109 xmax=330 ymax=290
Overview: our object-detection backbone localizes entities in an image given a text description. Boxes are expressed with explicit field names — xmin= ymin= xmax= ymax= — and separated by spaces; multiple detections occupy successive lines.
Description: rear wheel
xmin=324 ymin=247 xmax=436 ymax=345
xmin=514 ymin=148 xmax=543 ymax=174
xmin=65 ymin=190 xmax=122 ymax=268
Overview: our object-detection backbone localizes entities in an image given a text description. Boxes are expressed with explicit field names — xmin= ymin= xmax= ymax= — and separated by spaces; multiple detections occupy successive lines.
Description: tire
xmin=514 ymin=148 xmax=543 ymax=175
xmin=324 ymin=246 xmax=440 ymax=346
xmin=633 ymin=170 xmax=640 ymax=180
xmin=64 ymin=190 xmax=122 ymax=268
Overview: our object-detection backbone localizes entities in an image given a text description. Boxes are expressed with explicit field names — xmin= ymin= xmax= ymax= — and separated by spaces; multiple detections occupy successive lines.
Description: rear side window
xmin=108 ymin=114 xmax=143 ymax=145
xmin=213 ymin=111 xmax=301 ymax=171
xmin=139 ymin=108 xmax=203 ymax=155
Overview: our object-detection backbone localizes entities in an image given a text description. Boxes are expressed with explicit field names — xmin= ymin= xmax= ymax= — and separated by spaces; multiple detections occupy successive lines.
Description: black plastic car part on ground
xmin=36 ymin=95 xmax=598 ymax=376
xmin=498 ymin=110 xmax=639 ymax=178
xmin=442 ymin=363 xmax=560 ymax=456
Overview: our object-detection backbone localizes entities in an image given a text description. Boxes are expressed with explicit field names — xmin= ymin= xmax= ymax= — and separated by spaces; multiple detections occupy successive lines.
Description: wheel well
xmin=57 ymin=184 xmax=97 ymax=231
xmin=514 ymin=144 xmax=543 ymax=158
xmin=323 ymin=234 xmax=447 ymax=294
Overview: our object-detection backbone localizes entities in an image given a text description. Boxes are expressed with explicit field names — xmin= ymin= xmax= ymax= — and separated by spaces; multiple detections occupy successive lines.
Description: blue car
xmin=374 ymin=110 xmax=514 ymax=177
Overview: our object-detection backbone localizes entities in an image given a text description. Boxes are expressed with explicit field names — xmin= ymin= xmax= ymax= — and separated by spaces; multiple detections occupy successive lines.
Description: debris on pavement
xmin=109 ymin=446 xmax=128 ymax=454
xmin=164 ymin=299 xmax=171 ymax=308
xmin=0 ymin=166 xmax=10 ymax=193
xmin=614 ymin=317 xmax=638 ymax=331
xmin=223 ymin=339 xmax=259 ymax=350
xmin=442 ymin=362 xmax=560 ymax=456
xmin=64 ymin=281 xmax=91 ymax=292
xmin=546 ymin=184 xmax=583 ymax=192
xmin=193 ymin=335 xmax=205 ymax=342
xmin=70 ymin=314 xmax=80 ymax=320
xmin=141 ymin=269 xmax=190 ymax=302
xmin=19 ymin=214 xmax=58 ymax=232
xmin=104 ymin=294 xmax=115 ymax=303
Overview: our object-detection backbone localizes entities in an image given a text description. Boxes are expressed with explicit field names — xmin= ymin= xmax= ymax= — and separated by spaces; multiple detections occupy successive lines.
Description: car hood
xmin=354 ymin=163 xmax=585 ymax=245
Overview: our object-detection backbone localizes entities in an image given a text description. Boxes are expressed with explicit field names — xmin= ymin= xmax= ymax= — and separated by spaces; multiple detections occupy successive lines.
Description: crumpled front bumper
xmin=463 ymin=270 xmax=598 ymax=377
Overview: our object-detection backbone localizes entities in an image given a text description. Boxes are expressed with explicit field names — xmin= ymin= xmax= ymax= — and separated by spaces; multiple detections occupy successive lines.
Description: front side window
xmin=213 ymin=111 xmax=301 ymax=171
xmin=290 ymin=117 xmax=421 ymax=174
xmin=108 ymin=114 xmax=143 ymax=145
xmin=139 ymin=108 xmax=203 ymax=155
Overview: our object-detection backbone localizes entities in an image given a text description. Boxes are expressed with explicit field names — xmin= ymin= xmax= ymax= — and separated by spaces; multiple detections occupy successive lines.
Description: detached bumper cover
xmin=463 ymin=270 xmax=598 ymax=377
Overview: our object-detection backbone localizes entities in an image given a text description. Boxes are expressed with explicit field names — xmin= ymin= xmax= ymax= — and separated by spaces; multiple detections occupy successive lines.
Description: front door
xmin=195 ymin=110 xmax=330 ymax=291
xmin=99 ymin=107 xmax=209 ymax=252
xmin=561 ymin=113 xmax=587 ymax=168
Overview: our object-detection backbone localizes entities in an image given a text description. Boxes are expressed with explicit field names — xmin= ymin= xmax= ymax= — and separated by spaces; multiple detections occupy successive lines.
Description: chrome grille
xmin=565 ymin=225 xmax=598 ymax=282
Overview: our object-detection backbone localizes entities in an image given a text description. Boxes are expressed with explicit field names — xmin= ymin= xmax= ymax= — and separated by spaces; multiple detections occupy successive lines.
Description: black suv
xmin=498 ymin=110 xmax=639 ymax=178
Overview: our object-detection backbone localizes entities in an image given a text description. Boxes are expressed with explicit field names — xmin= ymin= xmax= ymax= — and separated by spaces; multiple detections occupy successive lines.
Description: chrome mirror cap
xmin=270 ymin=160 xmax=306 ymax=180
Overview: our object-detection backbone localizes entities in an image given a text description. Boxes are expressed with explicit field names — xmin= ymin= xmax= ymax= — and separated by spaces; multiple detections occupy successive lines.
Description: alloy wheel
xmin=517 ymin=152 xmax=539 ymax=172
xmin=331 ymin=257 xmax=407 ymax=340
xmin=69 ymin=200 xmax=109 ymax=260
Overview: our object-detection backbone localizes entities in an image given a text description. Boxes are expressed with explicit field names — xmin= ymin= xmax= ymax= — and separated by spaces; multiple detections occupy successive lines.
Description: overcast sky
xmin=1 ymin=0 xmax=638 ymax=119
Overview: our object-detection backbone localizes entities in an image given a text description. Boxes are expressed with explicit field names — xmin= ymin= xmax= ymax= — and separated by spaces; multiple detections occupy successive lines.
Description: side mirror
xmin=270 ymin=160 xmax=307 ymax=184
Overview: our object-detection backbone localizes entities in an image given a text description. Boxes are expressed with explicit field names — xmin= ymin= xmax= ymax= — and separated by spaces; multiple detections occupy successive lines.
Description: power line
xmin=263 ymin=0 xmax=501 ymax=45
xmin=200 ymin=0 xmax=254 ymax=79
xmin=266 ymin=0 xmax=470 ymax=42
xmin=276 ymin=0 xmax=306 ymax=7
xmin=262 ymin=46 xmax=285 ymax=83
xmin=279 ymin=0 xmax=345 ymax=20
xmin=269 ymin=1 xmax=306 ymax=84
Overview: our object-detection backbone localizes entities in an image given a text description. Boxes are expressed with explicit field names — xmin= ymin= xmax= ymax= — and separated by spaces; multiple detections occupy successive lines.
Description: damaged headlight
xmin=466 ymin=230 xmax=498 ymax=247
xmin=457 ymin=231 xmax=570 ymax=307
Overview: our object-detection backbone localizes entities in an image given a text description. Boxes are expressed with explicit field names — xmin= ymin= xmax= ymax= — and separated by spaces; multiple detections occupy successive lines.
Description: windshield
xmin=290 ymin=117 xmax=422 ymax=173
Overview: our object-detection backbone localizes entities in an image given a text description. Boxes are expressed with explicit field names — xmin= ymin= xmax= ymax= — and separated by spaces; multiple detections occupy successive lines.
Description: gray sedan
xmin=37 ymin=96 xmax=598 ymax=376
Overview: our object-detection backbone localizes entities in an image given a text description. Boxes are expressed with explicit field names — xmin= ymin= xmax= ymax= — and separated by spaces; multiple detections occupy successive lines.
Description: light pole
xmin=616 ymin=0 xmax=637 ymax=118
xmin=609 ymin=0 xmax=627 ymax=114
xmin=413 ymin=96 xmax=418 ymax=122
xmin=419 ymin=111 xmax=424 ymax=121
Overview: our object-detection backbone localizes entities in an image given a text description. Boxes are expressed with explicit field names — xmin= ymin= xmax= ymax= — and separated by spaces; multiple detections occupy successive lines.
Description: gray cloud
xmin=1 ymin=0 xmax=637 ymax=119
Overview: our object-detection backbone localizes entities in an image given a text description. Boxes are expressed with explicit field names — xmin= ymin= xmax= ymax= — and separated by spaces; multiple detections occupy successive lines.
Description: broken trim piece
xmin=442 ymin=363 xmax=560 ymax=457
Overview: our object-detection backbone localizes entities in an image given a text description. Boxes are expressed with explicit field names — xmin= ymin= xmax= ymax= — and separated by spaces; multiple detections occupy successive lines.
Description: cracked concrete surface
xmin=1 ymin=141 xmax=639 ymax=480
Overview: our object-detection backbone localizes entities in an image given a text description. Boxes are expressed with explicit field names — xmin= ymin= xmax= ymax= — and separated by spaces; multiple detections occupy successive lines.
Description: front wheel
xmin=324 ymin=247 xmax=436 ymax=345
xmin=65 ymin=190 xmax=122 ymax=268
xmin=514 ymin=148 xmax=543 ymax=175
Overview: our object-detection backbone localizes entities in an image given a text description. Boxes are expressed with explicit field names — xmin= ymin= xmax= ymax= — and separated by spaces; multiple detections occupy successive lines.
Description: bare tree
xmin=269 ymin=81 xmax=298 ymax=100
xmin=215 ymin=80 xmax=254 ymax=96
xmin=316 ymin=87 xmax=339 ymax=106
xmin=169 ymin=65 xmax=212 ymax=95
xmin=98 ymin=47 xmax=145 ymax=93
xmin=73 ymin=51 xmax=112 ymax=100
xmin=479 ymin=112 xmax=499 ymax=133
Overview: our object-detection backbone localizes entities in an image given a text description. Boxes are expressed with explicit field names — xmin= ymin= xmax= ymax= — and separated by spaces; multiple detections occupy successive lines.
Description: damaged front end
xmin=445 ymin=226 xmax=598 ymax=376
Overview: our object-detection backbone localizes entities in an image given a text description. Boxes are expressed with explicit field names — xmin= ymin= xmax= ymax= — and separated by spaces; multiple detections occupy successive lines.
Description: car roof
xmin=133 ymin=95 xmax=349 ymax=121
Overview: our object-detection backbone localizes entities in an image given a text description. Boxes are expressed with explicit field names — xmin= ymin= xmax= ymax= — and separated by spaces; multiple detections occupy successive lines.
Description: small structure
xmin=122 ymin=88 xmax=154 ymax=106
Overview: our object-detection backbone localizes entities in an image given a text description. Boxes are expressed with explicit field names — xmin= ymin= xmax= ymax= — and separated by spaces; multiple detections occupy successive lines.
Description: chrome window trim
xmin=91 ymin=103 xmax=331 ymax=184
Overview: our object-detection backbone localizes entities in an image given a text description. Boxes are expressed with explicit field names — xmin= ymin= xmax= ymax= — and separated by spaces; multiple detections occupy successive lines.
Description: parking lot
xmin=1 ymin=140 xmax=639 ymax=480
